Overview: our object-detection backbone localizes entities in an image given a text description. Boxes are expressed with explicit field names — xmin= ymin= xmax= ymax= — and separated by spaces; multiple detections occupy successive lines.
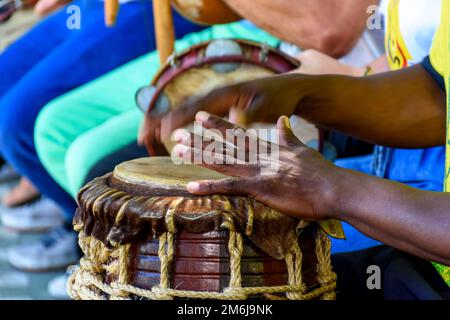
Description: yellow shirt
xmin=427 ymin=0 xmax=450 ymax=286
xmin=384 ymin=0 xmax=441 ymax=70
xmin=385 ymin=0 xmax=414 ymax=69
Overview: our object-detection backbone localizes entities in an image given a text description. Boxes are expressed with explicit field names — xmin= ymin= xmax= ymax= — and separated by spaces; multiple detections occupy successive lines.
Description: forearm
xmin=330 ymin=167 xmax=450 ymax=265
xmin=224 ymin=0 xmax=377 ymax=57
xmin=294 ymin=64 xmax=446 ymax=148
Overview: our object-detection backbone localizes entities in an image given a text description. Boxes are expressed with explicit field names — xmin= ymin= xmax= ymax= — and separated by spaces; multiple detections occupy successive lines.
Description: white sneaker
xmin=8 ymin=228 xmax=79 ymax=271
xmin=48 ymin=274 xmax=70 ymax=299
xmin=1 ymin=198 xmax=65 ymax=232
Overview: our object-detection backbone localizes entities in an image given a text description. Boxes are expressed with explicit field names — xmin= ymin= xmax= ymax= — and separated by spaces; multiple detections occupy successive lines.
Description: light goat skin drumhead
xmin=113 ymin=157 xmax=227 ymax=192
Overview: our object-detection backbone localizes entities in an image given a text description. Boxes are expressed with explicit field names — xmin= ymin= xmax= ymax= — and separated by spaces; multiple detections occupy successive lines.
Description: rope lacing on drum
xmin=67 ymin=226 xmax=337 ymax=300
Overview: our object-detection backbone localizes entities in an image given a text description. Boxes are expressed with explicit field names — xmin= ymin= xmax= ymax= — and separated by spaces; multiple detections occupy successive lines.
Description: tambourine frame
xmin=141 ymin=39 xmax=332 ymax=152
xmin=145 ymin=39 xmax=301 ymax=117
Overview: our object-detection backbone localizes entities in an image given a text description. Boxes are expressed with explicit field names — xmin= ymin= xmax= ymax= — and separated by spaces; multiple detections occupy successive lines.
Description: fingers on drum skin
xmin=173 ymin=125 xmax=258 ymax=156
xmin=172 ymin=133 xmax=263 ymax=178
xmin=202 ymin=161 xmax=261 ymax=178
xmin=198 ymin=113 xmax=272 ymax=157
xmin=172 ymin=143 xmax=234 ymax=168
xmin=211 ymin=164 xmax=261 ymax=178
xmin=173 ymin=129 xmax=231 ymax=152
xmin=196 ymin=112 xmax=245 ymax=137
xmin=187 ymin=178 xmax=251 ymax=196
xmin=194 ymin=112 xmax=281 ymax=164
xmin=172 ymin=144 xmax=198 ymax=163
xmin=172 ymin=128 xmax=191 ymax=144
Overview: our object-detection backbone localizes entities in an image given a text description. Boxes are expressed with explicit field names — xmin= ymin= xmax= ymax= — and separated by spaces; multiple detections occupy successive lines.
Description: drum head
xmin=113 ymin=157 xmax=227 ymax=192
xmin=161 ymin=65 xmax=273 ymax=114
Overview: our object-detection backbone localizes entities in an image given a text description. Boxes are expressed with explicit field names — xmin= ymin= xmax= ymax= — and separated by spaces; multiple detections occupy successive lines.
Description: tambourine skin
xmin=172 ymin=0 xmax=241 ymax=25
xmin=141 ymin=39 xmax=300 ymax=154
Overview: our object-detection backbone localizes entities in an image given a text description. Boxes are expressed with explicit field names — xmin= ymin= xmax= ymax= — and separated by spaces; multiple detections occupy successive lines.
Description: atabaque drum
xmin=136 ymin=38 xmax=323 ymax=154
xmin=68 ymin=157 xmax=343 ymax=300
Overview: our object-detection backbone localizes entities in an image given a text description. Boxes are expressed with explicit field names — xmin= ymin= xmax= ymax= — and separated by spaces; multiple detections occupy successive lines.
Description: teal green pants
xmin=34 ymin=22 xmax=279 ymax=198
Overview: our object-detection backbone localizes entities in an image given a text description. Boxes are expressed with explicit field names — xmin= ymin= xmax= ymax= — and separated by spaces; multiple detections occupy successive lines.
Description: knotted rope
xmin=68 ymin=203 xmax=336 ymax=301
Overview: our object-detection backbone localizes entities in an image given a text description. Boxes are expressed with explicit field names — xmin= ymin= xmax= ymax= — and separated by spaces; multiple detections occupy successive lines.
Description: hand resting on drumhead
xmin=173 ymin=112 xmax=450 ymax=266
xmin=173 ymin=112 xmax=337 ymax=221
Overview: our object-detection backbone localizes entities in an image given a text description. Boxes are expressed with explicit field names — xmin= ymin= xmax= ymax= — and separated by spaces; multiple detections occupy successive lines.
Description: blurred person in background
xmin=285 ymin=0 xmax=443 ymax=253
xmin=30 ymin=0 xmax=378 ymax=297
xmin=0 ymin=0 xmax=204 ymax=277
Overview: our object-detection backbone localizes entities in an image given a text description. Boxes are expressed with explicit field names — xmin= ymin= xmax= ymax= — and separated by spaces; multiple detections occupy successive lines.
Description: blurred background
xmin=0 ymin=6 xmax=65 ymax=300
xmin=0 ymin=168 xmax=66 ymax=300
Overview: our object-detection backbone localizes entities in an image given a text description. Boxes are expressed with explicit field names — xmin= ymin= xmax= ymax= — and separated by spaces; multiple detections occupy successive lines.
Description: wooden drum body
xmin=69 ymin=157 xmax=341 ymax=300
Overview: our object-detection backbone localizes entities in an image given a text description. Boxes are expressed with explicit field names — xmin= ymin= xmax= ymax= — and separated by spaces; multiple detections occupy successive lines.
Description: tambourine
xmin=137 ymin=39 xmax=300 ymax=113
xmin=136 ymin=38 xmax=304 ymax=152
xmin=69 ymin=157 xmax=340 ymax=300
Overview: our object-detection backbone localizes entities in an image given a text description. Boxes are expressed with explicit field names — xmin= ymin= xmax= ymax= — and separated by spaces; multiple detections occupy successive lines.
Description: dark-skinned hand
xmin=170 ymin=112 xmax=450 ymax=266
xmin=141 ymin=74 xmax=306 ymax=156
